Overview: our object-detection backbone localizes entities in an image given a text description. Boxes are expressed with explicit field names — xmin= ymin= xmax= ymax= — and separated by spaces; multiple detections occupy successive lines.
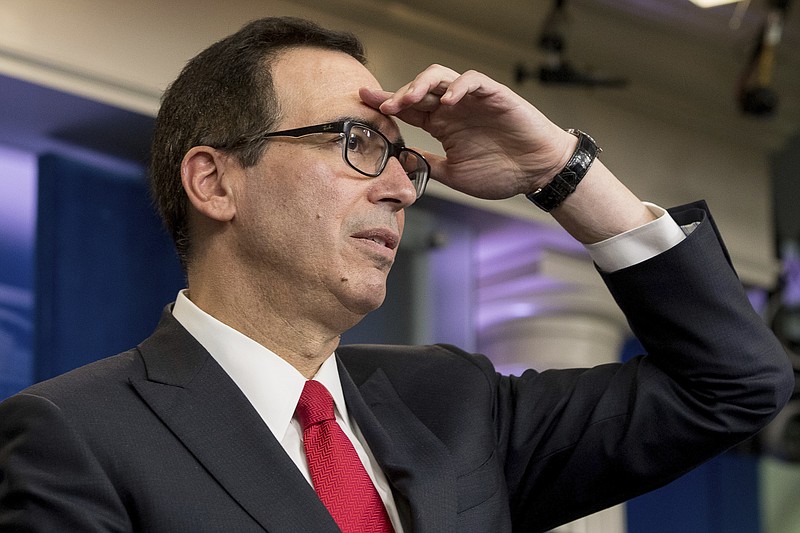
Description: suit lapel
xmin=339 ymin=360 xmax=458 ymax=533
xmin=130 ymin=312 xmax=340 ymax=533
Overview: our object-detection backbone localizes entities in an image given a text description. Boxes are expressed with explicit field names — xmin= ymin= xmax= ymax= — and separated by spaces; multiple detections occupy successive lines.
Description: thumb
xmin=359 ymin=87 xmax=393 ymax=110
xmin=417 ymin=149 xmax=448 ymax=184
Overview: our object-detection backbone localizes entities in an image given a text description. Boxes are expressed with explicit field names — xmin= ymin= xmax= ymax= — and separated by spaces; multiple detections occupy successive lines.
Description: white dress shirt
xmin=586 ymin=203 xmax=688 ymax=272
xmin=171 ymin=202 xmax=687 ymax=531
xmin=171 ymin=294 xmax=405 ymax=531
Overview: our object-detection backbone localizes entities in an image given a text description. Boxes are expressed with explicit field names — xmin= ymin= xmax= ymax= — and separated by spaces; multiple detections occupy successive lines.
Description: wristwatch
xmin=526 ymin=129 xmax=602 ymax=212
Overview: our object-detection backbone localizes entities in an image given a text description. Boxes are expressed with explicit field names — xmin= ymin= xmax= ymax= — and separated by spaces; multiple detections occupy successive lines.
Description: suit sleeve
xmin=0 ymin=392 xmax=131 ymax=532
xmin=492 ymin=202 xmax=794 ymax=530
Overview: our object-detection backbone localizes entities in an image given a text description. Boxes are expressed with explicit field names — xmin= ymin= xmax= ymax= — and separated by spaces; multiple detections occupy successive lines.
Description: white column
xmin=475 ymin=222 xmax=631 ymax=533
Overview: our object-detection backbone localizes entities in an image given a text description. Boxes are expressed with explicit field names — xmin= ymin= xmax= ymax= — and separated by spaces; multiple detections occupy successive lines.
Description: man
xmin=0 ymin=16 xmax=793 ymax=533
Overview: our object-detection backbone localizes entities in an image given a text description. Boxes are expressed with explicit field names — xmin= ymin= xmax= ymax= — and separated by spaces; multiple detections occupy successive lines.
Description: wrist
xmin=551 ymin=131 xmax=580 ymax=181
xmin=526 ymin=129 xmax=602 ymax=212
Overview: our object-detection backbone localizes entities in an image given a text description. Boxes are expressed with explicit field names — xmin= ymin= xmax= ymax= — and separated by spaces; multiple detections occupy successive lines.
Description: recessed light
xmin=688 ymin=0 xmax=741 ymax=7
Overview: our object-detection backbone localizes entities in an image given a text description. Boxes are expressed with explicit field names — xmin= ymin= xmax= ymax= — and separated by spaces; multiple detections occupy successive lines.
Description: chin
xmin=335 ymin=270 xmax=388 ymax=308
xmin=329 ymin=295 xmax=385 ymax=335
xmin=339 ymin=285 xmax=387 ymax=318
xmin=351 ymin=292 xmax=387 ymax=316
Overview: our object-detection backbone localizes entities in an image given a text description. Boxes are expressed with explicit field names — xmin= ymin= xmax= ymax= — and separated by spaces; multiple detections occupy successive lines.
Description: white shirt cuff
xmin=586 ymin=202 xmax=686 ymax=272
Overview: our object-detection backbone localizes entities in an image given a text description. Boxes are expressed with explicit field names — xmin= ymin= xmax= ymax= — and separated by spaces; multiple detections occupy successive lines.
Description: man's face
xmin=230 ymin=47 xmax=417 ymax=326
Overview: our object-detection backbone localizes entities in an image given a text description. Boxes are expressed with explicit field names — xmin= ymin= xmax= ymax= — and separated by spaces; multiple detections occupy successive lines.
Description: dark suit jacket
xmin=0 ymin=203 xmax=793 ymax=532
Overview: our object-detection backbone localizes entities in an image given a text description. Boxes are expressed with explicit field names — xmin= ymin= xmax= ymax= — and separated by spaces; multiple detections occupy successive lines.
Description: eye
xmin=347 ymin=125 xmax=377 ymax=153
xmin=346 ymin=132 xmax=364 ymax=153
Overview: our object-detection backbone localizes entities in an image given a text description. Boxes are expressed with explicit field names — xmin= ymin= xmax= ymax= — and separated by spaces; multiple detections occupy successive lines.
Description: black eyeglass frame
xmin=260 ymin=120 xmax=430 ymax=198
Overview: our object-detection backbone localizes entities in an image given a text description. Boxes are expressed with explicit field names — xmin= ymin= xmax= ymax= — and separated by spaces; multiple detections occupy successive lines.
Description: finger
xmin=416 ymin=149 xmax=448 ymax=182
xmin=439 ymin=70 xmax=498 ymax=105
xmin=378 ymin=84 xmax=446 ymax=118
xmin=359 ymin=87 xmax=433 ymax=131
xmin=411 ymin=92 xmax=445 ymax=112
xmin=359 ymin=87 xmax=393 ymax=110
xmin=361 ymin=86 xmax=443 ymax=115
xmin=384 ymin=105 xmax=430 ymax=129
xmin=379 ymin=64 xmax=460 ymax=113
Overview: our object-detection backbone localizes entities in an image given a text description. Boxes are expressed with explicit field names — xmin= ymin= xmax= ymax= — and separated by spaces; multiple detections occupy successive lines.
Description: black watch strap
xmin=526 ymin=129 xmax=601 ymax=212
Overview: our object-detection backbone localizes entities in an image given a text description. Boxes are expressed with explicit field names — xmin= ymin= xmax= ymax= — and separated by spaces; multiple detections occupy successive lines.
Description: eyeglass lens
xmin=344 ymin=124 xmax=427 ymax=197
xmin=345 ymin=126 xmax=387 ymax=175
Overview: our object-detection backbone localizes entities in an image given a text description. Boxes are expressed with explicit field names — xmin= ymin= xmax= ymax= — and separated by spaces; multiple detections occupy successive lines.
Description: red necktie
xmin=295 ymin=380 xmax=394 ymax=533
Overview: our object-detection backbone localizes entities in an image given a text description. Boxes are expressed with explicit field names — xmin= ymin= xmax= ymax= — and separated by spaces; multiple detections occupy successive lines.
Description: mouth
xmin=351 ymin=228 xmax=399 ymax=252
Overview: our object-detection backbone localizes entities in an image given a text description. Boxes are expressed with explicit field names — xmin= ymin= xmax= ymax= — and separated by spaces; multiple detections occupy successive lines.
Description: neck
xmin=187 ymin=273 xmax=352 ymax=379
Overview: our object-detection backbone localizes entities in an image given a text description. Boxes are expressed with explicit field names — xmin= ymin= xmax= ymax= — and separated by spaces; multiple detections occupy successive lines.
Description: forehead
xmin=270 ymin=47 xmax=398 ymax=136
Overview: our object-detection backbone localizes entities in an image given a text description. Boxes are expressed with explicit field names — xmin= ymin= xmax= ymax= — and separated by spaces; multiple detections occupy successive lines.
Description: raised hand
xmin=362 ymin=64 xmax=656 ymax=244
xmin=359 ymin=64 xmax=576 ymax=200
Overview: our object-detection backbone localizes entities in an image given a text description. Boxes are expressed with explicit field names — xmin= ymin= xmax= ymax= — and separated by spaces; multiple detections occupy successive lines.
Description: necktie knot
xmin=295 ymin=379 xmax=335 ymax=429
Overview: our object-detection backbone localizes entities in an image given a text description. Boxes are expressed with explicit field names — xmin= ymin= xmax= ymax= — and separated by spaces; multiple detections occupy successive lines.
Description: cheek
xmin=259 ymin=158 xmax=335 ymax=216
xmin=301 ymin=161 xmax=360 ymax=223
xmin=246 ymin=153 xmax=359 ymax=252
xmin=397 ymin=210 xmax=406 ymax=237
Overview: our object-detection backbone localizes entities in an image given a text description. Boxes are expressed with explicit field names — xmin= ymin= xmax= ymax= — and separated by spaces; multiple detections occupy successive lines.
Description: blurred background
xmin=0 ymin=1 xmax=798 ymax=531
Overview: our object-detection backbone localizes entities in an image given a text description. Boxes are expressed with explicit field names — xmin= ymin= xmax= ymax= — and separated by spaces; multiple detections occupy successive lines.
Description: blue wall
xmin=34 ymin=154 xmax=184 ymax=382
xmin=0 ymin=146 xmax=36 ymax=399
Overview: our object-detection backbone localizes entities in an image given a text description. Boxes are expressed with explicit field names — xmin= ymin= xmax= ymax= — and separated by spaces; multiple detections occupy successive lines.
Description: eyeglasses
xmin=261 ymin=120 xmax=430 ymax=198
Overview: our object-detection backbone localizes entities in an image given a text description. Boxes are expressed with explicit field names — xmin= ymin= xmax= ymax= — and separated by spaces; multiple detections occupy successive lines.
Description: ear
xmin=181 ymin=146 xmax=237 ymax=222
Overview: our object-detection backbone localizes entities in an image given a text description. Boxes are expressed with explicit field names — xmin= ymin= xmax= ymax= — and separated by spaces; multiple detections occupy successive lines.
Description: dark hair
xmin=149 ymin=17 xmax=366 ymax=270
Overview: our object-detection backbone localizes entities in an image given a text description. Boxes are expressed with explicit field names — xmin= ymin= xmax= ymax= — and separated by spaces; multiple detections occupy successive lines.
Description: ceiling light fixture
xmin=515 ymin=0 xmax=628 ymax=88
xmin=689 ymin=0 xmax=742 ymax=7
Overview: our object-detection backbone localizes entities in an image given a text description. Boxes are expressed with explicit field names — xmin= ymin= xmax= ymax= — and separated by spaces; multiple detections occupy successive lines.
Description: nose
xmin=368 ymin=156 xmax=418 ymax=209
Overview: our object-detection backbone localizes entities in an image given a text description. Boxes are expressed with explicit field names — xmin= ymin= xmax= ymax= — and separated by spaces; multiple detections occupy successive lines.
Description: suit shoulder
xmin=14 ymin=348 xmax=145 ymax=407
xmin=337 ymin=343 xmax=496 ymax=386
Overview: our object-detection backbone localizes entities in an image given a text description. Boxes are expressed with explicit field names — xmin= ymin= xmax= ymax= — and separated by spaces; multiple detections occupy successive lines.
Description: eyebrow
xmin=335 ymin=115 xmax=406 ymax=147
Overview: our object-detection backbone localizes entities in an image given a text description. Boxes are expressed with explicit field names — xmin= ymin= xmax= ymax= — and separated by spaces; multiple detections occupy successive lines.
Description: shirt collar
xmin=171 ymin=290 xmax=349 ymax=441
